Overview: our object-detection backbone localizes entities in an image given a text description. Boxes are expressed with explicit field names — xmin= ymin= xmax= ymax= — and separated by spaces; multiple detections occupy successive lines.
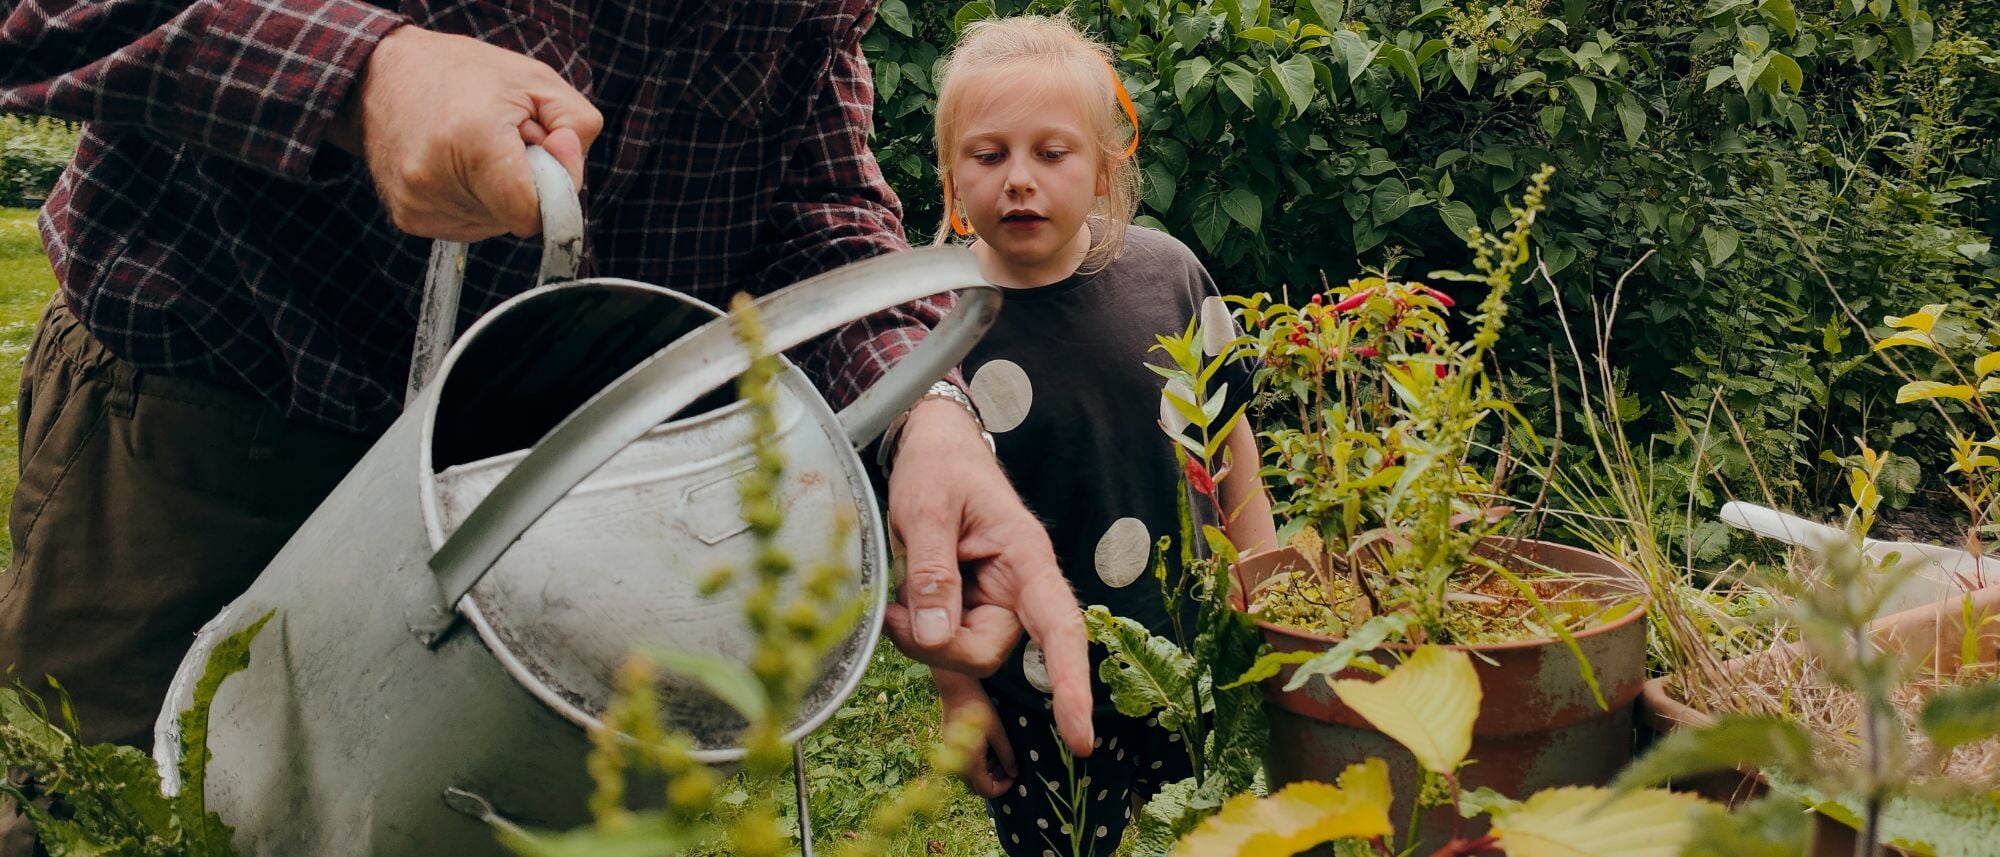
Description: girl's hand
xmin=933 ymin=670 xmax=1018 ymax=799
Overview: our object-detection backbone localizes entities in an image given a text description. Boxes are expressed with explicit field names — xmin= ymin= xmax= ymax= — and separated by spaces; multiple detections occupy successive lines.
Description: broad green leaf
xmin=1370 ymin=180 xmax=1411 ymax=224
xmin=1958 ymin=241 xmax=1992 ymax=260
xmin=1701 ymin=224 xmax=1739 ymax=266
xmin=1759 ymin=0 xmax=1797 ymax=35
xmin=1974 ymin=352 xmax=2000 ymax=379
xmin=1616 ymin=93 xmax=1645 ymax=145
xmin=1130 ymin=777 xmax=1218 ymax=857
xmin=647 ymin=648 xmax=768 ymax=722
xmin=1330 ymin=645 xmax=1479 ymax=774
xmin=1567 ymin=76 xmax=1598 ymax=121
xmin=1086 ymin=606 xmax=1199 ymax=731
xmin=1175 ymin=56 xmax=1213 ymax=103
xmin=1871 ymin=329 xmax=1936 ymax=351
xmin=1222 ymin=188 xmax=1262 ymax=232
xmin=1447 ymin=46 xmax=1479 ymax=92
xmin=1236 ymin=25 xmax=1282 ymax=44
xmin=1278 ymin=613 xmax=1411 ymax=691
xmin=1896 ymin=381 xmax=1977 ymax=403
xmin=1166 ymin=760 xmax=1393 ymax=856
xmin=1437 ymin=201 xmax=1478 ymax=242
xmin=1491 ymin=787 xmax=1713 ymax=857
xmin=1679 ymin=795 xmax=1811 ymax=857
xmin=1193 ymin=192 xmax=1228 ymax=253
xmin=1333 ymin=30 xmax=1379 ymax=84
xmin=1704 ymin=65 xmax=1735 ymax=91
xmin=875 ymin=0 xmax=913 ymax=36
xmin=1374 ymin=44 xmax=1422 ymax=96
xmin=1539 ymin=104 xmax=1566 ymax=138
xmin=1268 ymin=54 xmax=1316 ymax=118
xmin=1885 ymin=303 xmax=1947 ymax=333
xmin=1460 ymin=786 xmax=1522 ymax=819
xmin=951 ymin=1 xmax=994 ymax=36
xmin=1919 ymin=681 xmax=2000 ymax=751
xmin=1761 ymin=53 xmax=1803 ymax=94
xmin=1613 ymin=715 xmax=1817 ymax=790
xmin=1219 ymin=61 xmax=1258 ymax=109
xmin=1144 ymin=162 xmax=1178 ymax=213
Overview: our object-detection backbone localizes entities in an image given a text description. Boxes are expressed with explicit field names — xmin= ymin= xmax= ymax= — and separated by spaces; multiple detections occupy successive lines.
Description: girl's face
xmin=948 ymin=67 xmax=1111 ymax=285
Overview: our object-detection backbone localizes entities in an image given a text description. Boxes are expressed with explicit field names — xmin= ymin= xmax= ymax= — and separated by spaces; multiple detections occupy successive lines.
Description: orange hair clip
xmin=1106 ymin=58 xmax=1140 ymax=159
xmin=944 ymin=178 xmax=974 ymax=237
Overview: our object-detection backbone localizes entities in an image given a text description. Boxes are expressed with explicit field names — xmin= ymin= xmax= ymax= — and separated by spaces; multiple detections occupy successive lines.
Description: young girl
xmin=924 ymin=15 xmax=1277 ymax=855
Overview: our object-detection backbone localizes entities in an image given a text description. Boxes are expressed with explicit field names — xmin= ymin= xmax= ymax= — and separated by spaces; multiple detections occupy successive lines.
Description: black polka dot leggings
xmin=984 ymin=695 xmax=1196 ymax=857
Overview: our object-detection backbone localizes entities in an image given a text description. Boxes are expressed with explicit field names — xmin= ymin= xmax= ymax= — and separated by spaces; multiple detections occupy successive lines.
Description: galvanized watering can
xmin=151 ymin=148 xmax=999 ymax=856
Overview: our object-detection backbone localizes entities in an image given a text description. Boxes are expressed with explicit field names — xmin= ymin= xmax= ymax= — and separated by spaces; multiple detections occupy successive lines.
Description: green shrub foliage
xmin=865 ymin=0 xmax=2000 ymax=510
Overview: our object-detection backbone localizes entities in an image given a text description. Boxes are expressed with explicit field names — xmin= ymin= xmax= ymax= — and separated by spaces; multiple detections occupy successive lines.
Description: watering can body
xmin=150 ymin=150 xmax=999 ymax=856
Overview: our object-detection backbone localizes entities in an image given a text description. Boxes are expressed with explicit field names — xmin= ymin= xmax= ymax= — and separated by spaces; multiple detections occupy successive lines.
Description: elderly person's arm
xmin=0 ymin=0 xmax=602 ymax=241
xmin=750 ymin=22 xmax=1094 ymax=757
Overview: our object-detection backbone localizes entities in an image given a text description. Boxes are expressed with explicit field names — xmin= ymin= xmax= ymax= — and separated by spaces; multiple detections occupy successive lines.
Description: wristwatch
xmin=876 ymin=380 xmax=996 ymax=473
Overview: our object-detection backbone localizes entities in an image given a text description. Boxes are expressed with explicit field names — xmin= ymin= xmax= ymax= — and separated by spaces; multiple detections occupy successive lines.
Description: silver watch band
xmin=876 ymin=380 xmax=995 ymax=473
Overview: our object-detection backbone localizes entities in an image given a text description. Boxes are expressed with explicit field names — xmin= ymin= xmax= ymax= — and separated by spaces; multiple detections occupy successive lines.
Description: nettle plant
xmin=1080 ymin=306 xmax=1270 ymax=855
xmin=1166 ymin=644 xmax=1718 ymax=857
xmin=1228 ymin=167 xmax=1630 ymax=657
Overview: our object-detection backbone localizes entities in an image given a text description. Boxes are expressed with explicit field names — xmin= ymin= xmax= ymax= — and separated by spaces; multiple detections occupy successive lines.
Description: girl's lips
xmin=1000 ymin=214 xmax=1047 ymax=231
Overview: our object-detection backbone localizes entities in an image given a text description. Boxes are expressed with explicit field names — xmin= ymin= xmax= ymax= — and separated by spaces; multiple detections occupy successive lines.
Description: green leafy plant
xmin=0 ymin=114 xmax=77 ymax=205
xmin=1166 ymin=644 xmax=1719 ymax=856
xmin=495 ymin=295 xmax=979 ymax=857
xmin=0 ymin=610 xmax=272 ymax=857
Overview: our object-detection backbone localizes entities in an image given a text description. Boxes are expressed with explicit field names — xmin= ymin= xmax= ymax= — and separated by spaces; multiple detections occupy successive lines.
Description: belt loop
xmin=107 ymin=361 xmax=139 ymax=419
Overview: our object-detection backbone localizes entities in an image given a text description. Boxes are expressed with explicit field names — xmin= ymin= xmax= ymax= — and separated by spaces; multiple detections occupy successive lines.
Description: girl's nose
xmin=1004 ymin=161 xmax=1035 ymax=194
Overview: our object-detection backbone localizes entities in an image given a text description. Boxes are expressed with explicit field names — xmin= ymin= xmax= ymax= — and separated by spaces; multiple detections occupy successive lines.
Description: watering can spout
xmin=1718 ymin=500 xmax=2000 ymax=610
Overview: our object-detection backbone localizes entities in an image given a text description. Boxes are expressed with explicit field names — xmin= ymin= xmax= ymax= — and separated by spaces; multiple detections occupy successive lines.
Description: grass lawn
xmin=0 ymin=206 xmax=1004 ymax=853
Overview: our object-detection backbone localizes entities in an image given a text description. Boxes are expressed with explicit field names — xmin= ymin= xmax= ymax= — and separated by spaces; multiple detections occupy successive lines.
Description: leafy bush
xmin=0 ymin=115 xmax=78 ymax=206
xmin=864 ymin=0 xmax=2000 ymax=512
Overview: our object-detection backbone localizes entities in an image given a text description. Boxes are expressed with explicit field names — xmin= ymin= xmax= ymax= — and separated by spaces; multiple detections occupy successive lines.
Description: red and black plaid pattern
xmin=1 ymin=0 xmax=953 ymax=433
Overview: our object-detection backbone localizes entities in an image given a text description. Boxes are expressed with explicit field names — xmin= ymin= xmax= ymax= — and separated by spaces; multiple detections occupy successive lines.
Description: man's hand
xmin=329 ymin=26 xmax=604 ymax=241
xmin=883 ymin=399 xmax=1095 ymax=757
xmin=934 ymin=670 xmax=1017 ymax=799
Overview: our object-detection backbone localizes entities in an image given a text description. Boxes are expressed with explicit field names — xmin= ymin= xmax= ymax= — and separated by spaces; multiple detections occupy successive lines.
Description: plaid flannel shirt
xmin=0 ymin=0 xmax=954 ymax=434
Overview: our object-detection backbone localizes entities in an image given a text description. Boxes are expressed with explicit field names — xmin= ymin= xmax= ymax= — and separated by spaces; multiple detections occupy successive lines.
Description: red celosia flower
xmin=1354 ymin=346 xmax=1380 ymax=358
xmin=1435 ymin=363 xmax=1449 ymax=379
xmin=1185 ymin=456 xmax=1217 ymax=497
xmin=1416 ymin=285 xmax=1455 ymax=307
xmin=1332 ymin=288 xmax=1375 ymax=313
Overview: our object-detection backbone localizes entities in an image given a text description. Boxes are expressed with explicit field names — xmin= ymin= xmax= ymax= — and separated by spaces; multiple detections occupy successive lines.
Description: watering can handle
xmin=414 ymin=249 xmax=1002 ymax=645
xmin=406 ymin=147 xmax=585 ymax=403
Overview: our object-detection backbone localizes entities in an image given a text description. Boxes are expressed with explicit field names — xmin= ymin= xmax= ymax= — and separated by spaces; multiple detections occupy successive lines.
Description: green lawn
xmin=0 ymin=207 xmax=58 ymax=565
xmin=0 ymin=207 xmax=1002 ymax=853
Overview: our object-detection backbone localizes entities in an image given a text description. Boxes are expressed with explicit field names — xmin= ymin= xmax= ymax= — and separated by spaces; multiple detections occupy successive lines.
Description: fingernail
xmin=916 ymin=608 xmax=950 ymax=646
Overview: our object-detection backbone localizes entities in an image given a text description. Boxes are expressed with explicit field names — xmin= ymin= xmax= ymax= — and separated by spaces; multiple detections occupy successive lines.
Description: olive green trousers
xmin=0 ymin=298 xmax=372 ymax=853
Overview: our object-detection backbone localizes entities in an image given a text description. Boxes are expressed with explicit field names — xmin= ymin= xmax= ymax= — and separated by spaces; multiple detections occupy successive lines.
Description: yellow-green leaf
xmin=1167 ymin=760 xmax=1394 ymax=857
xmin=1975 ymin=352 xmax=2000 ymax=379
xmin=1491 ymin=787 xmax=1714 ymax=857
xmin=1896 ymin=381 xmax=1978 ymax=403
xmin=1330 ymin=646 xmax=1479 ymax=774
xmin=1885 ymin=303 xmax=1947 ymax=333
xmin=1871 ymin=330 xmax=1936 ymax=351
xmin=1981 ymin=377 xmax=2000 ymax=395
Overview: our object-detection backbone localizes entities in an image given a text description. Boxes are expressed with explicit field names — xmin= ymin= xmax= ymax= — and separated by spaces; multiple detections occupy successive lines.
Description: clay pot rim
xmin=1234 ymin=539 xmax=1654 ymax=654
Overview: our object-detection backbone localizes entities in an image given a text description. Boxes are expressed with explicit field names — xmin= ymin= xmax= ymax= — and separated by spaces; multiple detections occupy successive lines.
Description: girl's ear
xmin=1095 ymin=160 xmax=1111 ymax=198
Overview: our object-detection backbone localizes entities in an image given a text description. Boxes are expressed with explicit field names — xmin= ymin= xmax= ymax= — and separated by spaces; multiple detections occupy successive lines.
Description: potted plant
xmin=1216 ymin=167 xmax=1653 ymax=849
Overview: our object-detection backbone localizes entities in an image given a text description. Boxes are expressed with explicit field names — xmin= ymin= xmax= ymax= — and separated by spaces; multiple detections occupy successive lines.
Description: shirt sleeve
xmin=0 ymin=0 xmax=404 ymax=180
xmin=754 ymin=24 xmax=963 ymax=412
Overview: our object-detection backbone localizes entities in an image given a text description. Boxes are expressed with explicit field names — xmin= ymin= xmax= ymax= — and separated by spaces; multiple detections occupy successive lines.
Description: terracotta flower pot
xmin=1641 ymin=586 xmax=2000 ymax=857
xmin=1235 ymin=540 xmax=1651 ymax=851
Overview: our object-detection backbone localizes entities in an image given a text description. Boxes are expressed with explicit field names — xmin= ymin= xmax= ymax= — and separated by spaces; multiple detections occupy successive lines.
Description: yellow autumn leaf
xmin=1976 ymin=352 xmax=2000 ymax=379
xmin=1490 ymin=786 xmax=1715 ymax=857
xmin=1167 ymin=760 xmax=1394 ymax=857
xmin=1330 ymin=645 xmax=1480 ymax=775
xmin=1871 ymin=329 xmax=1936 ymax=351
xmin=1884 ymin=303 xmax=1947 ymax=333
xmin=1983 ymin=377 xmax=2000 ymax=396
xmin=1896 ymin=381 xmax=1978 ymax=403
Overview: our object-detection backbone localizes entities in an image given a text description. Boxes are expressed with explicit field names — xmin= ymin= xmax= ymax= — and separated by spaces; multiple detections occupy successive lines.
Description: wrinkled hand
xmin=330 ymin=25 xmax=604 ymax=241
xmin=884 ymin=399 xmax=1094 ymax=756
xmin=934 ymin=670 xmax=1017 ymax=799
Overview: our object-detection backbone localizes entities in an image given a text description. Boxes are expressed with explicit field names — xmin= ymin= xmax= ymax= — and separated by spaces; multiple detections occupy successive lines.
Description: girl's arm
xmin=1217 ymin=416 xmax=1278 ymax=555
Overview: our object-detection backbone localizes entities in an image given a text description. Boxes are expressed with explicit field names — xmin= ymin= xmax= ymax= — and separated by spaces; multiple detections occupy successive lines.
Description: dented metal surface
xmin=1242 ymin=540 xmax=1651 ymax=851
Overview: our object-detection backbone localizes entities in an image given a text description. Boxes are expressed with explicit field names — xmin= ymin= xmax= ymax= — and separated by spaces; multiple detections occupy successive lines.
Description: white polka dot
xmin=1108 ymin=737 xmax=1118 ymax=750
xmin=1200 ymin=295 xmax=1235 ymax=356
xmin=1097 ymin=825 xmax=1110 ymax=838
xmin=1043 ymin=851 xmax=1056 ymax=857
xmin=1094 ymin=518 xmax=1151 ymax=587
xmin=1079 ymin=775 xmax=1091 ymax=787
xmin=1037 ymin=818 xmax=1049 ymax=829
xmin=1003 ymin=805 xmax=1013 ymax=815
xmin=1150 ymin=760 xmax=1163 ymax=769
xmin=1159 ymin=377 xmax=1193 ymax=436
xmin=1116 ymin=749 xmax=1125 ymax=760
xmin=1061 ymin=823 xmax=1073 ymax=835
xmin=1022 ymin=642 xmax=1054 ymax=694
xmin=1011 ymin=833 xmax=1019 ymax=843
xmin=1098 ymin=788 xmax=1109 ymax=800
xmin=1018 ymin=785 xmax=1029 ymax=797
xmin=1093 ymin=737 xmax=1103 ymax=749
xmin=1029 ymin=749 xmax=1040 ymax=762
xmin=1167 ymin=731 xmax=1181 ymax=743
xmin=1019 ymin=716 xmax=1029 ymax=728
xmin=969 ymin=359 xmax=1033 ymax=433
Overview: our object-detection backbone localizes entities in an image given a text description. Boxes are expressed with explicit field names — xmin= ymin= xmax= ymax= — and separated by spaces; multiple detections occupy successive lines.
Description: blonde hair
xmin=930 ymin=13 xmax=1142 ymax=273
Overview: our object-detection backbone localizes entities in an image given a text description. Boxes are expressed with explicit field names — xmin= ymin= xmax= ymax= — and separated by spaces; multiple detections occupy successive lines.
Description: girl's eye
xmin=972 ymin=152 xmax=1003 ymax=165
xmin=1040 ymin=150 xmax=1068 ymax=161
